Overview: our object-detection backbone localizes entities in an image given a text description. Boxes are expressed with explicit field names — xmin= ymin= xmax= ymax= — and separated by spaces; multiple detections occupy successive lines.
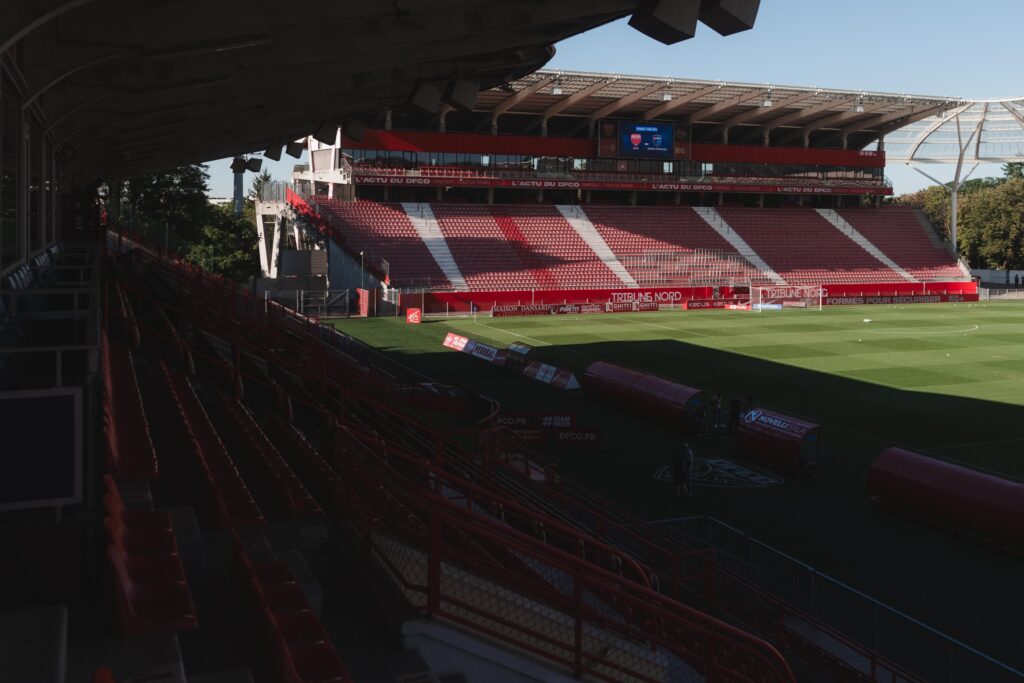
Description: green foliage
xmin=184 ymin=203 xmax=261 ymax=281
xmin=958 ymin=177 xmax=1024 ymax=269
xmin=895 ymin=185 xmax=952 ymax=238
xmin=1002 ymin=162 xmax=1024 ymax=179
xmin=897 ymin=163 xmax=1024 ymax=267
xmin=114 ymin=164 xmax=260 ymax=282
xmin=250 ymin=168 xmax=273 ymax=201
xmin=113 ymin=164 xmax=212 ymax=246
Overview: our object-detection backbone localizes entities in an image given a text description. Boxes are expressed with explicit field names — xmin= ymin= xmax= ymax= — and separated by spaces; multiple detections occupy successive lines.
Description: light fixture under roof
xmin=662 ymin=92 xmax=673 ymax=101
xmin=761 ymin=90 xmax=773 ymax=107
xmin=551 ymin=85 xmax=562 ymax=95
xmin=854 ymin=96 xmax=865 ymax=113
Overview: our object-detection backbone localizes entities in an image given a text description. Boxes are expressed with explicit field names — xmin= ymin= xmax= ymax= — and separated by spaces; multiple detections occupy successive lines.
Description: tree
xmin=184 ymin=202 xmax=261 ymax=282
xmin=1002 ymin=162 xmax=1024 ymax=180
xmin=249 ymin=168 xmax=273 ymax=201
xmin=114 ymin=164 xmax=261 ymax=282
xmin=958 ymin=177 xmax=1024 ymax=269
xmin=115 ymin=165 xmax=212 ymax=247
xmin=896 ymin=185 xmax=952 ymax=240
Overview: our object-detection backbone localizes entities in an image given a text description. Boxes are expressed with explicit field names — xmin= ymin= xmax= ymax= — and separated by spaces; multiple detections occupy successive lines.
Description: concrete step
xmin=402 ymin=203 xmax=468 ymax=290
xmin=692 ymin=207 xmax=786 ymax=285
xmin=373 ymin=532 xmax=692 ymax=683
xmin=816 ymin=209 xmax=917 ymax=282
xmin=558 ymin=205 xmax=638 ymax=288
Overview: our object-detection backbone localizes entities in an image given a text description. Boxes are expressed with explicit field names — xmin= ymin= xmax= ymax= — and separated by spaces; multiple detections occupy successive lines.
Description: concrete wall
xmin=972 ymin=268 xmax=1024 ymax=286
xmin=327 ymin=240 xmax=382 ymax=291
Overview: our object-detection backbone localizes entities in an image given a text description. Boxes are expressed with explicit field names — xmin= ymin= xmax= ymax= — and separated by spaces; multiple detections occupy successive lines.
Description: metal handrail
xmin=351 ymin=163 xmax=889 ymax=188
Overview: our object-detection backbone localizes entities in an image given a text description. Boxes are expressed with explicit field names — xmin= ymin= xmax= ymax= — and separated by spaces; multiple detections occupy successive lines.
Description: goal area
xmin=752 ymin=286 xmax=824 ymax=311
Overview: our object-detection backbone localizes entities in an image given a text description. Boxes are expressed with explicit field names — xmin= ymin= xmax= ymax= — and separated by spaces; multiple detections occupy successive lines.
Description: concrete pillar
xmin=384 ymin=108 xmax=392 ymax=131
xmin=630 ymin=191 xmax=637 ymax=207
xmin=487 ymin=187 xmax=495 ymax=204
xmin=541 ymin=118 xmax=548 ymax=137
xmin=758 ymin=193 xmax=765 ymax=208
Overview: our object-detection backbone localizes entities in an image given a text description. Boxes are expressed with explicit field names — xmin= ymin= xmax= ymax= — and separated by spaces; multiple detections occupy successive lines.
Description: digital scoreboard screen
xmin=617 ymin=122 xmax=675 ymax=159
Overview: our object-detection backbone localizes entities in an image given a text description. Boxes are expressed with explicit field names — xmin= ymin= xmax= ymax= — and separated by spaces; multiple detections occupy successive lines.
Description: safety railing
xmin=662 ymin=517 xmax=1024 ymax=683
xmin=331 ymin=429 xmax=797 ymax=683
xmin=351 ymin=163 xmax=889 ymax=189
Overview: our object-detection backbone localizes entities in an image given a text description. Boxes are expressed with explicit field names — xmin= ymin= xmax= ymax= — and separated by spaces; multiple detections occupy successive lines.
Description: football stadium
xmin=2 ymin=2 xmax=1023 ymax=682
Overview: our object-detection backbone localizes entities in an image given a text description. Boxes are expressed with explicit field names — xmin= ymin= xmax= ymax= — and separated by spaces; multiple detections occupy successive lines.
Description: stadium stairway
xmin=815 ymin=209 xmax=916 ymax=281
xmin=582 ymin=205 xmax=772 ymax=287
xmin=556 ymin=205 xmax=638 ymax=288
xmin=838 ymin=207 xmax=966 ymax=282
xmin=692 ymin=207 xmax=786 ymax=285
xmin=401 ymin=203 xmax=469 ymax=290
xmin=715 ymin=207 xmax=908 ymax=285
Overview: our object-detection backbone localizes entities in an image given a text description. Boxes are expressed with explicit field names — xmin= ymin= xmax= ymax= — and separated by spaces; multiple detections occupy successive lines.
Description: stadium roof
xmin=4 ymin=1 xmax=680 ymax=180
xmin=883 ymin=99 xmax=1024 ymax=163
xmin=475 ymin=69 xmax=963 ymax=146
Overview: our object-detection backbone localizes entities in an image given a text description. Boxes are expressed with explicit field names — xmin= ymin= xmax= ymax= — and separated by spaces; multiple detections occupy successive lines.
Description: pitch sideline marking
xmin=472 ymin=318 xmax=599 ymax=360
xmin=635 ymin=320 xmax=712 ymax=337
xmin=471 ymin=318 xmax=551 ymax=346
xmin=862 ymin=324 xmax=979 ymax=335
xmin=927 ymin=435 xmax=1024 ymax=451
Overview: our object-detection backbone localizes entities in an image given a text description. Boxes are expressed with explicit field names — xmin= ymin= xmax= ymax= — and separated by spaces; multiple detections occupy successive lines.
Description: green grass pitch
xmin=331 ymin=302 xmax=1024 ymax=667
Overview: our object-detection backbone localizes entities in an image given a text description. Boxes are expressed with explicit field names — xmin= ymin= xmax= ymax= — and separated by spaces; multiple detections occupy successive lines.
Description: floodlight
xmin=245 ymin=157 xmax=263 ymax=173
xmin=313 ymin=124 xmax=338 ymax=145
xmin=229 ymin=157 xmax=247 ymax=173
xmin=264 ymin=144 xmax=282 ymax=161
xmin=285 ymin=141 xmax=305 ymax=158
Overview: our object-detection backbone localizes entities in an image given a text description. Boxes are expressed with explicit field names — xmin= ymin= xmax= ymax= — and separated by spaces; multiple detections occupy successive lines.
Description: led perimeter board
xmin=613 ymin=121 xmax=675 ymax=160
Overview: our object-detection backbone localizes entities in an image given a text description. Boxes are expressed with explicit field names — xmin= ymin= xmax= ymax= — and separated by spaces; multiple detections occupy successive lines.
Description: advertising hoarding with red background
xmin=410 ymin=282 xmax=977 ymax=315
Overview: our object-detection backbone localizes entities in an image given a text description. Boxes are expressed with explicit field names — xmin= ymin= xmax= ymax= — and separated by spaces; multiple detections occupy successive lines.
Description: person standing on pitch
xmin=729 ymin=395 xmax=743 ymax=434
xmin=711 ymin=392 xmax=723 ymax=432
xmin=673 ymin=442 xmax=696 ymax=499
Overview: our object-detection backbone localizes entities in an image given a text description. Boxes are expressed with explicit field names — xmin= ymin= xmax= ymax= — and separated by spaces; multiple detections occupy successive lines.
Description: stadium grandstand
xmin=2 ymin=2 xmax=1023 ymax=683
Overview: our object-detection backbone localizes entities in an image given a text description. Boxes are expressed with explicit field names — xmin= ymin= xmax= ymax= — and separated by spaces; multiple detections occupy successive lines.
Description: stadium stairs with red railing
xmin=92 ymin=227 xmax=932 ymax=683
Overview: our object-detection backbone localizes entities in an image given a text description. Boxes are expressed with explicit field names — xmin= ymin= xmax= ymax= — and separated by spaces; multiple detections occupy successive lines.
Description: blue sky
xmin=206 ymin=0 xmax=1023 ymax=198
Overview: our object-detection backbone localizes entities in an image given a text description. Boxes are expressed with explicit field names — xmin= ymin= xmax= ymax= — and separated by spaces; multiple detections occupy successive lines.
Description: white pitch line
xmin=471 ymin=318 xmax=552 ymax=346
xmin=928 ymin=435 xmax=1024 ymax=451
xmin=862 ymin=325 xmax=980 ymax=335
xmin=636 ymin=321 xmax=711 ymax=337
